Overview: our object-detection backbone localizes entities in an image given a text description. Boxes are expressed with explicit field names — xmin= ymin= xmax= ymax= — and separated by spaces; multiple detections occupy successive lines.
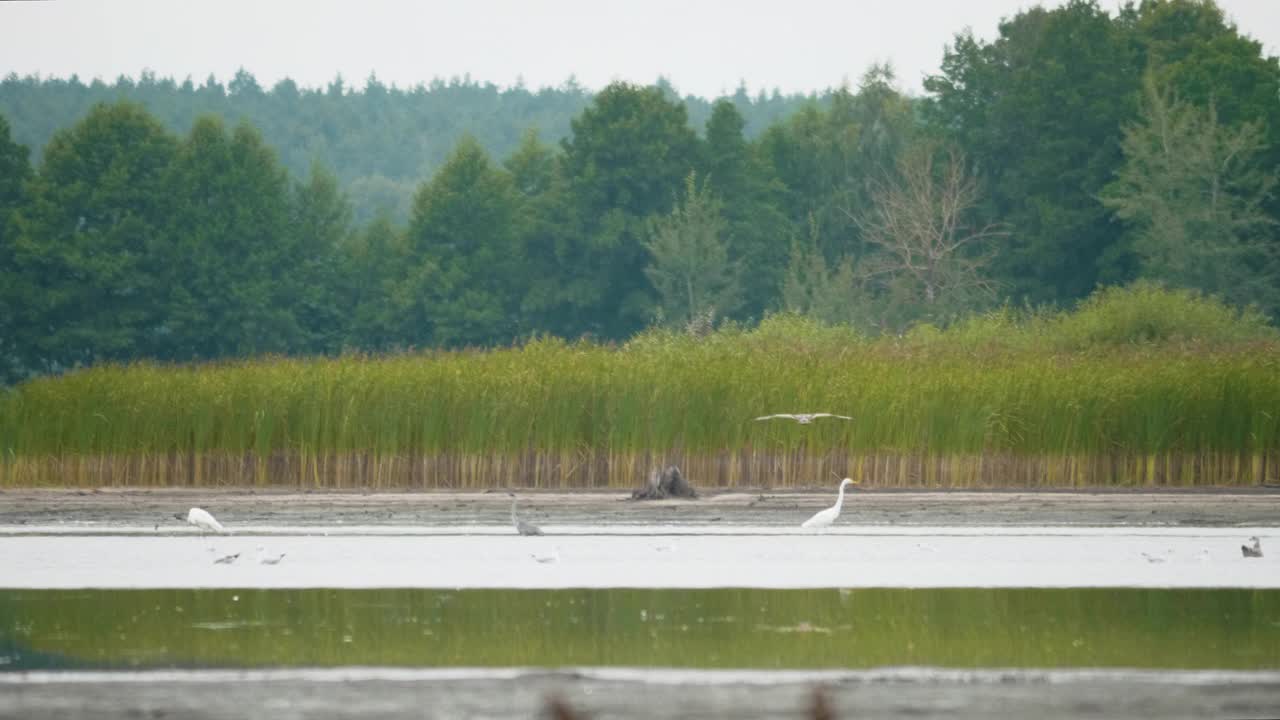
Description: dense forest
xmin=1 ymin=0 xmax=1278 ymax=387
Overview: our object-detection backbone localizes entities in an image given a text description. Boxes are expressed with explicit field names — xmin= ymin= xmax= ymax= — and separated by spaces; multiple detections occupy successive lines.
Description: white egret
xmin=801 ymin=478 xmax=856 ymax=529
xmin=175 ymin=507 xmax=226 ymax=535
xmin=755 ymin=413 xmax=851 ymax=424
xmin=1242 ymin=536 xmax=1263 ymax=558
xmin=508 ymin=493 xmax=544 ymax=536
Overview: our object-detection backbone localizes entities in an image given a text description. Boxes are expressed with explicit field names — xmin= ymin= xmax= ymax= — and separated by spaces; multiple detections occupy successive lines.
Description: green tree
xmin=924 ymin=0 xmax=1142 ymax=303
xmin=703 ymin=99 xmax=790 ymax=321
xmin=290 ymin=160 xmax=353 ymax=353
xmin=0 ymin=114 xmax=33 ymax=383
xmin=339 ymin=211 xmax=407 ymax=352
xmin=1101 ymin=77 xmax=1279 ymax=315
xmin=402 ymin=136 xmax=522 ymax=347
xmin=561 ymin=82 xmax=701 ymax=338
xmin=643 ymin=172 xmax=741 ymax=327
xmin=7 ymin=102 xmax=177 ymax=372
xmin=157 ymin=115 xmax=300 ymax=360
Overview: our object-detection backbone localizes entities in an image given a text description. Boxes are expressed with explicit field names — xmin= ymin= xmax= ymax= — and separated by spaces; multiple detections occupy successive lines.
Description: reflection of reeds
xmin=2 ymin=309 xmax=1278 ymax=489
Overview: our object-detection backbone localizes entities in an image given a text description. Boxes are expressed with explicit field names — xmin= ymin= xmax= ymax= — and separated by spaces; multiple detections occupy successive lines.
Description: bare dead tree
xmin=851 ymin=144 xmax=1006 ymax=308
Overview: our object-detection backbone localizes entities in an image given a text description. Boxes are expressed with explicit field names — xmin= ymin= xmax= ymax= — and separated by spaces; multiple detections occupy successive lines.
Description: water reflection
xmin=1 ymin=588 xmax=1277 ymax=671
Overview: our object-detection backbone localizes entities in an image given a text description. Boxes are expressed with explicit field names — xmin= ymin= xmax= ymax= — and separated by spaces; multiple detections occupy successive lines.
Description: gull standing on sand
xmin=801 ymin=478 xmax=856 ymax=529
xmin=508 ymin=493 xmax=544 ymax=536
xmin=1242 ymin=536 xmax=1264 ymax=558
xmin=755 ymin=413 xmax=852 ymax=424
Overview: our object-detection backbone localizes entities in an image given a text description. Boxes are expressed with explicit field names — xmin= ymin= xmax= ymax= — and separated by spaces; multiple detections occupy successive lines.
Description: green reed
xmin=2 ymin=285 xmax=1279 ymax=488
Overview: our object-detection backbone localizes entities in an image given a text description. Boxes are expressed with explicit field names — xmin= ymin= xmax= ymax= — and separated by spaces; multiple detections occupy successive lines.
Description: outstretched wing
xmin=754 ymin=414 xmax=798 ymax=421
xmin=811 ymin=413 xmax=852 ymax=420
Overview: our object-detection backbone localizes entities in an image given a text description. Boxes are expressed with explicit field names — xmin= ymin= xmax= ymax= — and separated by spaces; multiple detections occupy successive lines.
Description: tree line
xmin=1 ymin=0 xmax=1277 ymax=385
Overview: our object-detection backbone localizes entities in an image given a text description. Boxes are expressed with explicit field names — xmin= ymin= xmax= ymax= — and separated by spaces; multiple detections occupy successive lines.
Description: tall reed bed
xmin=3 ymin=286 xmax=1279 ymax=488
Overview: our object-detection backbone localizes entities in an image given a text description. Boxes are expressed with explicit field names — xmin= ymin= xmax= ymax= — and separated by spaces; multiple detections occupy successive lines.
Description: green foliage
xmin=0 ymin=114 xmax=33 ymax=384
xmin=155 ymin=116 xmax=301 ymax=360
xmin=403 ymin=137 xmax=523 ymax=347
xmin=643 ymin=172 xmax=741 ymax=327
xmin=925 ymin=0 xmax=1142 ymax=302
xmin=6 ymin=102 xmax=178 ymax=373
xmin=1101 ymin=76 xmax=1279 ymax=315
xmin=1047 ymin=282 xmax=1277 ymax=350
xmin=560 ymin=82 xmax=702 ymax=338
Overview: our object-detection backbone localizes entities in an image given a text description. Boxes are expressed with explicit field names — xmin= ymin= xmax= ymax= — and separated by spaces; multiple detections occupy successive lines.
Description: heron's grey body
xmin=508 ymin=493 xmax=544 ymax=536
xmin=755 ymin=413 xmax=852 ymax=424
xmin=1242 ymin=536 xmax=1263 ymax=558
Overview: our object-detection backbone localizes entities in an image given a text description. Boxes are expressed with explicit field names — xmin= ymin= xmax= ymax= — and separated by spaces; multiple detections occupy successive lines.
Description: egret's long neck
xmin=834 ymin=483 xmax=848 ymax=511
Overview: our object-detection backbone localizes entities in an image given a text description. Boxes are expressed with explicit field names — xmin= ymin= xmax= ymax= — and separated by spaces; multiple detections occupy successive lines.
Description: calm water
xmin=2 ymin=587 xmax=1278 ymax=671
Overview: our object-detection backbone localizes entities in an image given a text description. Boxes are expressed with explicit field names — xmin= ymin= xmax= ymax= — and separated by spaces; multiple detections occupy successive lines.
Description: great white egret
xmin=755 ymin=413 xmax=852 ymax=424
xmin=801 ymin=478 xmax=856 ymax=529
xmin=1242 ymin=536 xmax=1263 ymax=558
xmin=175 ymin=507 xmax=226 ymax=535
xmin=508 ymin=493 xmax=544 ymax=536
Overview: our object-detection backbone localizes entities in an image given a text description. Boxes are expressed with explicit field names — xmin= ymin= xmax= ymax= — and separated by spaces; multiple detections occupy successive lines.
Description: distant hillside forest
xmin=1 ymin=0 xmax=1278 ymax=386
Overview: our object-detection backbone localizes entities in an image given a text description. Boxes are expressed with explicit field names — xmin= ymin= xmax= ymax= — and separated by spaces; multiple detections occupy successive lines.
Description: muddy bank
xmin=1 ymin=488 xmax=1278 ymax=529
xmin=4 ymin=669 xmax=1280 ymax=720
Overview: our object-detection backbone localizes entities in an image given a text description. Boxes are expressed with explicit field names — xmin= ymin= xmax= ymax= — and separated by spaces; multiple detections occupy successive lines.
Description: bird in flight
xmin=755 ymin=413 xmax=852 ymax=424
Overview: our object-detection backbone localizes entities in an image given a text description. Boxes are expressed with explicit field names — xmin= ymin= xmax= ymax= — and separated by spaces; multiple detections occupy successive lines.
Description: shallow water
xmin=2 ymin=587 xmax=1278 ymax=671
xmin=1 ymin=528 xmax=1276 ymax=589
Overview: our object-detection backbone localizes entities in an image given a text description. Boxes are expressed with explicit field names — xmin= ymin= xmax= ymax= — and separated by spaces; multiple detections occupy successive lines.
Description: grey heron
xmin=1243 ymin=536 xmax=1264 ymax=558
xmin=508 ymin=493 xmax=544 ymax=536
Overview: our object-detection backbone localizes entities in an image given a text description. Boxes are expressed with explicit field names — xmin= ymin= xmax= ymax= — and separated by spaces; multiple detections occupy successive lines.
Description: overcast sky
xmin=2 ymin=0 xmax=1278 ymax=98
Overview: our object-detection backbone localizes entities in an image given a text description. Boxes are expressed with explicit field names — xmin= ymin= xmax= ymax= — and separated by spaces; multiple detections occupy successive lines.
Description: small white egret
xmin=755 ymin=413 xmax=852 ymax=424
xmin=213 ymin=552 xmax=240 ymax=565
xmin=175 ymin=507 xmax=226 ymax=535
xmin=508 ymin=493 xmax=544 ymax=536
xmin=1242 ymin=536 xmax=1263 ymax=558
xmin=801 ymin=478 xmax=856 ymax=529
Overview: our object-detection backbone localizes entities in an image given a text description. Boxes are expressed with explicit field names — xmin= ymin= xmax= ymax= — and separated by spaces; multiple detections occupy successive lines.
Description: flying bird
xmin=801 ymin=478 xmax=856 ymax=529
xmin=508 ymin=493 xmax=544 ymax=536
xmin=755 ymin=413 xmax=852 ymax=424
xmin=175 ymin=507 xmax=226 ymax=535
xmin=1242 ymin=536 xmax=1264 ymax=558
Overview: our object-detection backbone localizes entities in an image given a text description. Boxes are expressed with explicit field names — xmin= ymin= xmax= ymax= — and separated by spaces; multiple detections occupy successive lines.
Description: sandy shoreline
xmin=2 ymin=487 xmax=1279 ymax=528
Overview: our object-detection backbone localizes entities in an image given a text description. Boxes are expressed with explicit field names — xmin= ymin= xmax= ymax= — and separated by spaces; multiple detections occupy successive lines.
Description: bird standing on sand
xmin=176 ymin=507 xmax=226 ymax=535
xmin=1242 ymin=536 xmax=1264 ymax=558
xmin=755 ymin=413 xmax=852 ymax=424
xmin=508 ymin=493 xmax=544 ymax=536
xmin=801 ymin=478 xmax=856 ymax=529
